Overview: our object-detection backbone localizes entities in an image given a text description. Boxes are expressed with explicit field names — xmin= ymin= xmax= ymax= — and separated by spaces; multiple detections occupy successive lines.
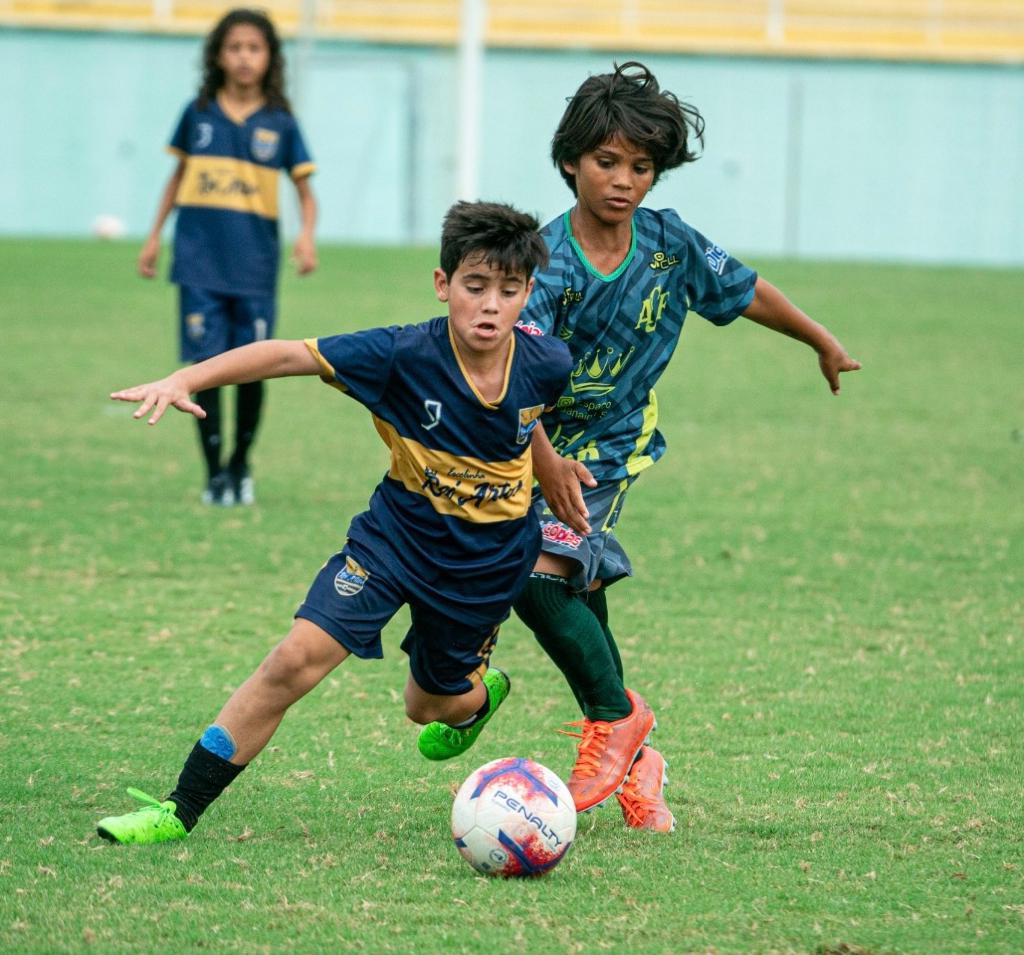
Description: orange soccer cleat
xmin=617 ymin=745 xmax=676 ymax=833
xmin=563 ymin=688 xmax=655 ymax=812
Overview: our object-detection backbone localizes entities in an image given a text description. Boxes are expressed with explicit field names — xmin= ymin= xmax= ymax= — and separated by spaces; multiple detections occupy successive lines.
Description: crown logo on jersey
xmin=568 ymin=345 xmax=636 ymax=396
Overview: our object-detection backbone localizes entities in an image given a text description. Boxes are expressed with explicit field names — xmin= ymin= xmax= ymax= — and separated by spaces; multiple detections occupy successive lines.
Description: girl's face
xmin=562 ymin=134 xmax=655 ymax=227
xmin=217 ymin=23 xmax=271 ymax=90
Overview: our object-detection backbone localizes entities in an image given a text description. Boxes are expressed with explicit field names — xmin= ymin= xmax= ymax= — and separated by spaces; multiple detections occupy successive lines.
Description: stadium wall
xmin=2 ymin=28 xmax=1022 ymax=265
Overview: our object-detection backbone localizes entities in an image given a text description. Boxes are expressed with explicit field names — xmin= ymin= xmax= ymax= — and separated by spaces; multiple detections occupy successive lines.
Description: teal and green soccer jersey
xmin=517 ymin=207 xmax=758 ymax=480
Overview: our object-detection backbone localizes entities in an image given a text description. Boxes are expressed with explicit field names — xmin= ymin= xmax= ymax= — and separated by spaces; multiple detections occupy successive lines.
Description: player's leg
xmin=226 ymin=294 xmax=275 ymax=504
xmin=513 ymin=482 xmax=655 ymax=812
xmin=516 ymin=556 xmax=629 ymax=720
xmin=97 ymin=546 xmax=399 ymax=845
xmin=411 ymin=607 xmax=510 ymax=761
xmin=96 ymin=617 xmax=349 ymax=844
xmin=179 ymin=285 xmax=233 ymax=504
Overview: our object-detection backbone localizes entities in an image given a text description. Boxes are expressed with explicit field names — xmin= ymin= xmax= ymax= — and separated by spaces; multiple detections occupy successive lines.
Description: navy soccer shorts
xmin=178 ymin=285 xmax=276 ymax=363
xmin=295 ymin=543 xmax=502 ymax=696
xmin=531 ymin=476 xmax=637 ymax=592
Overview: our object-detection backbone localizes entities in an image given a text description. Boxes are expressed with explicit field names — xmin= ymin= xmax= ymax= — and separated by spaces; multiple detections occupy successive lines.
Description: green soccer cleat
xmin=96 ymin=788 xmax=188 ymax=845
xmin=417 ymin=668 xmax=511 ymax=761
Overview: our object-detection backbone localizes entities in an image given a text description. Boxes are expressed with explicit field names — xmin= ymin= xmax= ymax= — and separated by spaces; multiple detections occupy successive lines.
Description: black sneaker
xmin=201 ymin=471 xmax=235 ymax=506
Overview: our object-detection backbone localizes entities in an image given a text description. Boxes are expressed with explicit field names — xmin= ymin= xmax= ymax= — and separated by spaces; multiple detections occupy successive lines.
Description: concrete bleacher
xmin=3 ymin=0 xmax=1023 ymax=63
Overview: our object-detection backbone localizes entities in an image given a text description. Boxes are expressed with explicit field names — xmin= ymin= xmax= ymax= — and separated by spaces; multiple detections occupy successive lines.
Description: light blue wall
xmin=2 ymin=28 xmax=1023 ymax=264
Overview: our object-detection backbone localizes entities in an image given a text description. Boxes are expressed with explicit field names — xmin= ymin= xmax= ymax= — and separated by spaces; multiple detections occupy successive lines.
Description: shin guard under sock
xmin=513 ymin=574 xmax=631 ymax=721
xmin=585 ymin=586 xmax=624 ymax=683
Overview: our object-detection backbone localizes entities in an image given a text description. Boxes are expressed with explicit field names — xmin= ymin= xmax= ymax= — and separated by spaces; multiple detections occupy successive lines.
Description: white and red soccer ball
xmin=451 ymin=757 xmax=576 ymax=877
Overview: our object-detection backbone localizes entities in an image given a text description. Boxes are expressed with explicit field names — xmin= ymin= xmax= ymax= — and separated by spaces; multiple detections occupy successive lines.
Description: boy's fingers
xmin=148 ymin=397 xmax=170 ymax=425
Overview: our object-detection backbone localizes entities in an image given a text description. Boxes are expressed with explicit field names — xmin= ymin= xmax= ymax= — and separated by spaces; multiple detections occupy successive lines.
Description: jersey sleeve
xmin=516 ymin=273 xmax=560 ymax=337
xmin=543 ymin=336 xmax=573 ymax=406
xmin=167 ymin=103 xmax=193 ymax=158
xmin=285 ymin=117 xmax=315 ymax=180
xmin=305 ymin=327 xmax=396 ymax=407
xmin=671 ymin=214 xmax=758 ymax=326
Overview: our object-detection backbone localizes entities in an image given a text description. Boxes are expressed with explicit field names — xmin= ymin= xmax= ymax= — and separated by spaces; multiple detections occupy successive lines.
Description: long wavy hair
xmin=551 ymin=61 xmax=704 ymax=195
xmin=197 ymin=8 xmax=291 ymax=112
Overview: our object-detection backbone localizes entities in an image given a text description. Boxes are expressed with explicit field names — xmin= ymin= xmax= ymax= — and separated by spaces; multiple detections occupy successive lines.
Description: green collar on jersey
xmin=563 ymin=210 xmax=637 ymax=283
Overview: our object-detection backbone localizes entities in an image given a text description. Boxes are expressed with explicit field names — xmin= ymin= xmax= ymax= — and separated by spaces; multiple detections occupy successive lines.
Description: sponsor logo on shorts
xmin=541 ymin=521 xmax=582 ymax=549
xmin=186 ymin=312 xmax=206 ymax=340
xmin=334 ymin=556 xmax=369 ymax=597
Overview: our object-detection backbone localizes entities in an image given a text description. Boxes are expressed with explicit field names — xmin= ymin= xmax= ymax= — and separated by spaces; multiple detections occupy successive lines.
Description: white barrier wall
xmin=2 ymin=28 xmax=1022 ymax=265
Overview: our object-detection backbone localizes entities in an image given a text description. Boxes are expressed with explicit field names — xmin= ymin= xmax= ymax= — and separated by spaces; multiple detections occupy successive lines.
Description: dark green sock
xmin=585 ymin=585 xmax=624 ymax=684
xmin=514 ymin=574 xmax=631 ymax=721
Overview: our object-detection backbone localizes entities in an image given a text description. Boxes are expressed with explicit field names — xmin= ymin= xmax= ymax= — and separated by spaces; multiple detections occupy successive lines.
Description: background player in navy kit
xmin=513 ymin=62 xmax=862 ymax=831
xmin=97 ymin=201 xmax=570 ymax=845
xmin=138 ymin=8 xmax=318 ymax=507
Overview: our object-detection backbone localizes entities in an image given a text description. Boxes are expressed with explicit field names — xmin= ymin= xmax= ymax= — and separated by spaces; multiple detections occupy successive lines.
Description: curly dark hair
xmin=551 ymin=61 xmax=704 ymax=195
xmin=439 ymin=201 xmax=549 ymax=281
xmin=197 ymin=8 xmax=291 ymax=112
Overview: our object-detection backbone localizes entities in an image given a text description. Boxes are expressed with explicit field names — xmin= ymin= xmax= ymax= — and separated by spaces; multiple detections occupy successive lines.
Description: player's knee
xmin=514 ymin=572 xmax=573 ymax=631
xmin=257 ymin=638 xmax=317 ymax=693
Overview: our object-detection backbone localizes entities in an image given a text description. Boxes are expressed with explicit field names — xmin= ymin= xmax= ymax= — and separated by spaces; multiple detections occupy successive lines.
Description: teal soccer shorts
xmin=530 ymin=476 xmax=637 ymax=592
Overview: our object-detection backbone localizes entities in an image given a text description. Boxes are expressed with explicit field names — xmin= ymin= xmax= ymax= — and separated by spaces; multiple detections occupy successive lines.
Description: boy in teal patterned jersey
xmin=514 ymin=62 xmax=861 ymax=831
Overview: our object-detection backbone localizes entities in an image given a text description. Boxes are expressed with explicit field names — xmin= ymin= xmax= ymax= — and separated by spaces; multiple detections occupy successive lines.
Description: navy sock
xmin=167 ymin=739 xmax=246 ymax=832
xmin=193 ymin=387 xmax=223 ymax=481
xmin=229 ymin=381 xmax=264 ymax=475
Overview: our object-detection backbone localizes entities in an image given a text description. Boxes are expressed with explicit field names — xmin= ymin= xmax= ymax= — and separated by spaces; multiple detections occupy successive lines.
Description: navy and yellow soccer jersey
xmin=168 ymin=98 xmax=315 ymax=297
xmin=517 ymin=207 xmax=758 ymax=480
xmin=305 ymin=317 xmax=572 ymax=624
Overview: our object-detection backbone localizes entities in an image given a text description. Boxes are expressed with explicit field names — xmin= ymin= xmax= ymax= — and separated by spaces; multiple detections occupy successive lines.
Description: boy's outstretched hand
xmin=818 ymin=344 xmax=862 ymax=395
xmin=110 ymin=373 xmax=206 ymax=426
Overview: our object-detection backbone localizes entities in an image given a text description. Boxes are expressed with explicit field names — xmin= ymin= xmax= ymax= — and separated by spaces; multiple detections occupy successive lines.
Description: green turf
xmin=1 ymin=238 xmax=1021 ymax=953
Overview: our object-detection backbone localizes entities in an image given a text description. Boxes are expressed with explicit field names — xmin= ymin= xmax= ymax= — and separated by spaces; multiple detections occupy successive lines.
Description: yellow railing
xmin=3 ymin=0 xmax=1024 ymax=62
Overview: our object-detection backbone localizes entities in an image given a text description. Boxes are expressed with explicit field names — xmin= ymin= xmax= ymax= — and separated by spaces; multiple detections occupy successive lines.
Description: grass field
xmin=1 ymin=239 xmax=1022 ymax=954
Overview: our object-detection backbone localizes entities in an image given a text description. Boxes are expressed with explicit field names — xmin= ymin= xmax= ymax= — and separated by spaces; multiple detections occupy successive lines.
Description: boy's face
xmin=434 ymin=254 xmax=534 ymax=359
xmin=562 ymin=134 xmax=655 ymax=226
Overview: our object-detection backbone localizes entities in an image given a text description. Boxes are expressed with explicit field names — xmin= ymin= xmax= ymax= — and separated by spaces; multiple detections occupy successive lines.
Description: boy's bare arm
xmin=531 ymin=426 xmax=596 ymax=536
xmin=111 ymin=340 xmax=321 ymax=425
xmin=742 ymin=277 xmax=862 ymax=394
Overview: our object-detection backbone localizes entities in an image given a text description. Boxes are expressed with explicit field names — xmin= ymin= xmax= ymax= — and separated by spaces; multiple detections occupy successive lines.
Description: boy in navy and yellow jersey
xmin=512 ymin=63 xmax=862 ymax=831
xmin=139 ymin=9 xmax=317 ymax=507
xmin=96 ymin=201 xmax=572 ymax=845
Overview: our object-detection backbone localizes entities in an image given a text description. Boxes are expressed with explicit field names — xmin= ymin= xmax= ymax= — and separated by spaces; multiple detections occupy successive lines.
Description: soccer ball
xmin=91 ymin=213 xmax=126 ymax=240
xmin=451 ymin=757 xmax=577 ymax=877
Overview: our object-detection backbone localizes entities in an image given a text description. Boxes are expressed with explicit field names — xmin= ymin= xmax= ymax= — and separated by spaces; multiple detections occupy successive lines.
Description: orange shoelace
xmin=558 ymin=719 xmax=612 ymax=778
xmin=617 ymin=777 xmax=657 ymax=826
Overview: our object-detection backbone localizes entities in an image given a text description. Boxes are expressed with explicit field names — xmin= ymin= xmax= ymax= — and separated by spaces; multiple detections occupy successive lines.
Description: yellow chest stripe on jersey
xmin=373 ymin=416 xmax=532 ymax=523
xmin=176 ymin=155 xmax=281 ymax=220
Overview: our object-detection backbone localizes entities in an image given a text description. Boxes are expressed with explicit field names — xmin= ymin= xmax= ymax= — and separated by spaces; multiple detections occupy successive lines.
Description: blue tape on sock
xmin=199 ymin=725 xmax=237 ymax=760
